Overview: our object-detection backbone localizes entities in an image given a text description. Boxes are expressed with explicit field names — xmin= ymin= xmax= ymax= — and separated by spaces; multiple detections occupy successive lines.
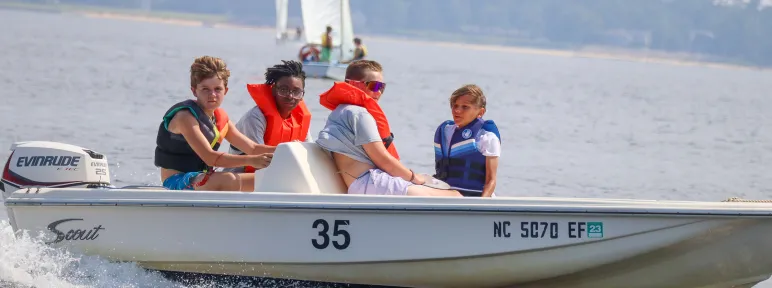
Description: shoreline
xmin=3 ymin=3 xmax=768 ymax=72
xmin=80 ymin=12 xmax=768 ymax=72
xmin=360 ymin=33 xmax=764 ymax=71
xmin=81 ymin=11 xmax=206 ymax=27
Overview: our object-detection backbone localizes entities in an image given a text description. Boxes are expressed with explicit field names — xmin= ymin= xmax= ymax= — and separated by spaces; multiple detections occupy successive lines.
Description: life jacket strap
xmin=382 ymin=132 xmax=394 ymax=149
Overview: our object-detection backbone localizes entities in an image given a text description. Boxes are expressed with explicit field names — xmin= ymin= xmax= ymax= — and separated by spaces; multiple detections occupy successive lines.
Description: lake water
xmin=1 ymin=8 xmax=772 ymax=288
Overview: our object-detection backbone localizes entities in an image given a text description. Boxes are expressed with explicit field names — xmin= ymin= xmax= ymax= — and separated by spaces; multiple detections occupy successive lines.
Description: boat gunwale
xmin=5 ymin=188 xmax=772 ymax=217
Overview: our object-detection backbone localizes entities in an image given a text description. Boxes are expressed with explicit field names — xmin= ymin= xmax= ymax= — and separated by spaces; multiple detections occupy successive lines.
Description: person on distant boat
xmin=298 ymin=44 xmax=321 ymax=63
xmin=341 ymin=37 xmax=368 ymax=64
xmin=433 ymin=84 xmax=500 ymax=197
xmin=316 ymin=60 xmax=462 ymax=197
xmin=224 ymin=60 xmax=312 ymax=173
xmin=295 ymin=26 xmax=303 ymax=40
xmin=320 ymin=25 xmax=333 ymax=62
xmin=154 ymin=56 xmax=275 ymax=192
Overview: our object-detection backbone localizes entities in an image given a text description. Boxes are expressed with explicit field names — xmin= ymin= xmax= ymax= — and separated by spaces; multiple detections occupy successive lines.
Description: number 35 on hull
xmin=312 ymin=219 xmax=351 ymax=250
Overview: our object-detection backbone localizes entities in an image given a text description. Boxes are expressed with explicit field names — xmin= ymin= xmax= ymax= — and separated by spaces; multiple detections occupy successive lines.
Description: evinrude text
xmin=16 ymin=156 xmax=81 ymax=167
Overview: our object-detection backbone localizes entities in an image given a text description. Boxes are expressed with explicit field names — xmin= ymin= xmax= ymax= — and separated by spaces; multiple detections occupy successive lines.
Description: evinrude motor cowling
xmin=1 ymin=141 xmax=112 ymax=199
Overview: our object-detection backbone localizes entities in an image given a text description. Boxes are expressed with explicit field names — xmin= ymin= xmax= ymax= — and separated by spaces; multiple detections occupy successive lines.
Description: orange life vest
xmin=244 ymin=83 xmax=312 ymax=172
xmin=319 ymin=82 xmax=400 ymax=160
xmin=212 ymin=108 xmax=230 ymax=145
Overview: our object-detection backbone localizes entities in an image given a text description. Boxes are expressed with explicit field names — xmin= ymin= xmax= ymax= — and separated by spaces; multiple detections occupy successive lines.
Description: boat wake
xmin=0 ymin=220 xmax=193 ymax=288
xmin=0 ymin=220 xmax=368 ymax=288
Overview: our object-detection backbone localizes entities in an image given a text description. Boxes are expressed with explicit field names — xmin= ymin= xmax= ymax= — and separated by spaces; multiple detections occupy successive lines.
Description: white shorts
xmin=348 ymin=168 xmax=412 ymax=196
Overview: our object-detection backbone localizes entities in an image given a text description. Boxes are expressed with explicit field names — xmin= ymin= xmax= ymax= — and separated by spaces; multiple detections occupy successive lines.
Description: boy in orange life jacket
xmin=316 ymin=60 xmax=462 ymax=197
xmin=225 ymin=60 xmax=312 ymax=173
xmin=154 ymin=56 xmax=275 ymax=192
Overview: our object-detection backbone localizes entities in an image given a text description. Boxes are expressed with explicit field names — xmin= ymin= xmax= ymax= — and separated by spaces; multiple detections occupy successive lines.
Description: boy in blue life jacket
xmin=433 ymin=84 xmax=501 ymax=197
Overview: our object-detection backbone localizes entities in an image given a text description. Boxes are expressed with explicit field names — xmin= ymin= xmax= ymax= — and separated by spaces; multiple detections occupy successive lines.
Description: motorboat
xmin=3 ymin=140 xmax=772 ymax=288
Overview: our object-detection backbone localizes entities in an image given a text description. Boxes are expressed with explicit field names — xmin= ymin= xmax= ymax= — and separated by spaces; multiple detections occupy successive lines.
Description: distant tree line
xmin=18 ymin=0 xmax=772 ymax=66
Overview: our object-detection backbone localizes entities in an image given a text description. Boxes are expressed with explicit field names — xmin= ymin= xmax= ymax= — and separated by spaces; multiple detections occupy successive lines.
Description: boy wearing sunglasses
xmin=316 ymin=60 xmax=462 ymax=197
xmin=226 ymin=60 xmax=313 ymax=174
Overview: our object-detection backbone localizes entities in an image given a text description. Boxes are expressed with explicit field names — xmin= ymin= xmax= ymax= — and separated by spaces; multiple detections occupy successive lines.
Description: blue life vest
xmin=433 ymin=118 xmax=501 ymax=196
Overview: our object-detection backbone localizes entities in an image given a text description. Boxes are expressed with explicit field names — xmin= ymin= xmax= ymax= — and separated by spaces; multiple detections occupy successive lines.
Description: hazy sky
xmin=714 ymin=0 xmax=772 ymax=9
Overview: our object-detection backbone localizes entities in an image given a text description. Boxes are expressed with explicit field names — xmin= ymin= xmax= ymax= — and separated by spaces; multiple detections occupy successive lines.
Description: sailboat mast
xmin=339 ymin=0 xmax=344 ymax=61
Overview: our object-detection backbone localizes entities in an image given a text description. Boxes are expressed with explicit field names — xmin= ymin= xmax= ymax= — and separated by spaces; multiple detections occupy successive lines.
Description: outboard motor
xmin=1 ymin=141 xmax=112 ymax=199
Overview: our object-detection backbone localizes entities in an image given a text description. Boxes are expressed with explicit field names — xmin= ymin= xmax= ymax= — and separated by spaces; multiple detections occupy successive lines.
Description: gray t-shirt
xmin=222 ymin=106 xmax=313 ymax=173
xmin=315 ymin=104 xmax=383 ymax=166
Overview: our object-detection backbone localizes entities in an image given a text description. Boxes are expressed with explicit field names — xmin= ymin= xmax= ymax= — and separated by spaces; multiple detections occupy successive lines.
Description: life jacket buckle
xmin=382 ymin=132 xmax=395 ymax=149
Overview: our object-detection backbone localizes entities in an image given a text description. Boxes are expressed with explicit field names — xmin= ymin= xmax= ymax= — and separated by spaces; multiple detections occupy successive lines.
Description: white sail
xmin=300 ymin=0 xmax=355 ymax=60
xmin=339 ymin=0 xmax=355 ymax=60
xmin=275 ymin=0 xmax=289 ymax=40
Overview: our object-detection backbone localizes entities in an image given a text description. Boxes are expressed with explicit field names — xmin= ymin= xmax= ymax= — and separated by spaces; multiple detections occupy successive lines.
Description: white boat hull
xmin=303 ymin=62 xmax=347 ymax=81
xmin=6 ymin=189 xmax=772 ymax=288
xmin=4 ymin=141 xmax=772 ymax=288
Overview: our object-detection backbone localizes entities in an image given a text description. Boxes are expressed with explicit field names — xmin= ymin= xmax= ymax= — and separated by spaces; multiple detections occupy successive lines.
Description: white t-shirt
xmin=441 ymin=124 xmax=501 ymax=157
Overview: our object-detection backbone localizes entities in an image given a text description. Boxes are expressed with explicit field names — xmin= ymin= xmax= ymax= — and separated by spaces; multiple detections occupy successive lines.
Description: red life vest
xmin=319 ymin=82 xmax=399 ymax=160
xmin=244 ymin=84 xmax=312 ymax=173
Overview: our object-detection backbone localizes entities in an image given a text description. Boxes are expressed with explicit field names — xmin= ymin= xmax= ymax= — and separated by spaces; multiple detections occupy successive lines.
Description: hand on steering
xmin=249 ymin=153 xmax=273 ymax=169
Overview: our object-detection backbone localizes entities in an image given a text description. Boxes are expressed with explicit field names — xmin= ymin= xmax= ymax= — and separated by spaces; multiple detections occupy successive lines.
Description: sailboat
xmin=274 ymin=0 xmax=302 ymax=44
xmin=275 ymin=0 xmax=289 ymax=43
xmin=296 ymin=0 xmax=355 ymax=81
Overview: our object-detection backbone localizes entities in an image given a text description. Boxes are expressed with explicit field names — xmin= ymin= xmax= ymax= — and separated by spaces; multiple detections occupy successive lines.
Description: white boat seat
xmin=252 ymin=142 xmax=347 ymax=194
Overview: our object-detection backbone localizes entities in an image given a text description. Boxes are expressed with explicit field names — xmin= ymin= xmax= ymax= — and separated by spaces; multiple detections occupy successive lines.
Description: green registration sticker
xmin=587 ymin=222 xmax=604 ymax=238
